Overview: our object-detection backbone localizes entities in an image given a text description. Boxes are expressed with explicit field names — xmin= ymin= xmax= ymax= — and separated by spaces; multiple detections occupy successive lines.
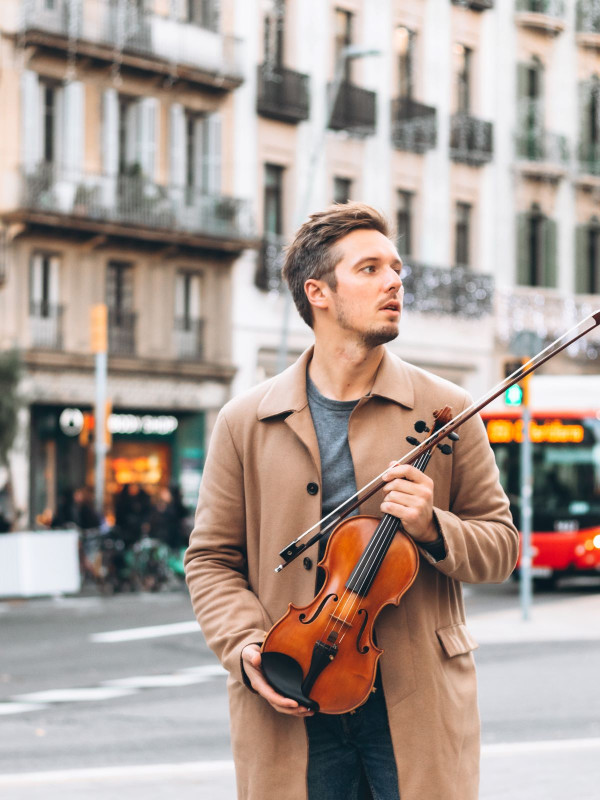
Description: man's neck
xmin=308 ymin=339 xmax=385 ymax=402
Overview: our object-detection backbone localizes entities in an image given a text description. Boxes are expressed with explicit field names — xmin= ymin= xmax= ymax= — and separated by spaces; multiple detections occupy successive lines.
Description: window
xmin=174 ymin=270 xmax=203 ymax=359
xmin=334 ymin=8 xmax=354 ymax=81
xmin=395 ymin=26 xmax=415 ymax=99
xmin=517 ymin=206 xmax=557 ymax=288
xmin=455 ymin=44 xmax=472 ymax=114
xmin=42 ymin=82 xmax=57 ymax=163
xmin=30 ymin=253 xmax=59 ymax=317
xmin=264 ymin=164 xmax=284 ymax=236
xmin=333 ymin=177 xmax=352 ymax=204
xmin=118 ymin=95 xmax=137 ymax=176
xmin=576 ymin=219 xmax=600 ymax=295
xmin=107 ymin=261 xmax=134 ymax=316
xmin=187 ymin=0 xmax=219 ymax=31
xmin=263 ymin=0 xmax=285 ymax=67
xmin=455 ymin=202 xmax=471 ymax=267
xmin=396 ymin=191 xmax=413 ymax=256
xmin=182 ymin=110 xmax=221 ymax=198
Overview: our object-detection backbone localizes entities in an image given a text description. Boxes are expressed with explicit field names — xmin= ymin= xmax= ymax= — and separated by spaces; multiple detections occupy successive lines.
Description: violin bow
xmin=274 ymin=309 xmax=600 ymax=573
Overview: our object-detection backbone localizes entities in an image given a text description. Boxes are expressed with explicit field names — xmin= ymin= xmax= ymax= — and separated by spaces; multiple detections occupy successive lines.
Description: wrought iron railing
xmin=515 ymin=0 xmax=565 ymax=16
xmin=496 ymin=287 xmax=600 ymax=360
xmin=257 ymin=64 xmax=310 ymax=124
xmin=401 ymin=262 xmax=493 ymax=319
xmin=576 ymin=0 xmax=600 ymax=33
xmin=391 ymin=98 xmax=437 ymax=153
xmin=515 ymin=129 xmax=569 ymax=164
xmin=174 ymin=317 xmax=204 ymax=360
xmin=578 ymin=142 xmax=600 ymax=175
xmin=328 ymin=81 xmax=377 ymax=137
xmin=108 ymin=308 xmax=136 ymax=356
xmin=451 ymin=0 xmax=495 ymax=10
xmin=20 ymin=0 xmax=243 ymax=83
xmin=255 ymin=235 xmax=286 ymax=292
xmin=19 ymin=163 xmax=253 ymax=241
xmin=449 ymin=114 xmax=494 ymax=166
xmin=29 ymin=301 xmax=64 ymax=349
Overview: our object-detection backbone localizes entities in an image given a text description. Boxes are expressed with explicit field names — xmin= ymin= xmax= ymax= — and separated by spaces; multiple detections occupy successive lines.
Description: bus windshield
xmin=489 ymin=417 xmax=600 ymax=532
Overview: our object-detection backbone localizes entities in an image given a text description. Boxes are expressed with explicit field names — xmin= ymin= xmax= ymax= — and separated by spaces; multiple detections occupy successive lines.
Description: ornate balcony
xmin=255 ymin=234 xmax=286 ymax=292
xmin=108 ymin=308 xmax=136 ymax=356
xmin=391 ymin=98 xmax=437 ymax=154
xmin=257 ymin=64 xmax=310 ymax=124
xmin=174 ymin=317 xmax=204 ymax=361
xmin=18 ymin=0 xmax=243 ymax=92
xmin=451 ymin=0 xmax=495 ymax=10
xmin=450 ymin=114 xmax=494 ymax=166
xmin=29 ymin=302 xmax=63 ymax=350
xmin=576 ymin=142 xmax=600 ymax=188
xmin=495 ymin=286 xmax=600 ymax=361
xmin=515 ymin=0 xmax=566 ymax=35
xmin=576 ymin=1 xmax=600 ymax=48
xmin=515 ymin=128 xmax=569 ymax=181
xmin=401 ymin=261 xmax=493 ymax=318
xmin=328 ymin=81 xmax=377 ymax=137
xmin=10 ymin=163 xmax=253 ymax=251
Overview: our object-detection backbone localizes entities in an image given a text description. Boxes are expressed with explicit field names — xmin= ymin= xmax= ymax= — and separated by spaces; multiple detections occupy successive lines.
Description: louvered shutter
xmin=138 ymin=97 xmax=158 ymax=180
xmin=543 ymin=217 xmax=557 ymax=289
xmin=62 ymin=80 xmax=84 ymax=175
xmin=575 ymin=224 xmax=589 ymax=294
xmin=102 ymin=88 xmax=119 ymax=205
xmin=169 ymin=103 xmax=186 ymax=189
xmin=203 ymin=112 xmax=222 ymax=195
xmin=516 ymin=212 xmax=529 ymax=286
xmin=22 ymin=70 xmax=42 ymax=173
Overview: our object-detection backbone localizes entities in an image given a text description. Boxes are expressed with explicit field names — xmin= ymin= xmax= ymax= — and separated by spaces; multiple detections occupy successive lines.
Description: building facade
xmin=0 ymin=0 xmax=253 ymax=525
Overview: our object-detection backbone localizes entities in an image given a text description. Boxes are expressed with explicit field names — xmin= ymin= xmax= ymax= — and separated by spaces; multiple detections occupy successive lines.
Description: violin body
xmin=261 ymin=515 xmax=419 ymax=714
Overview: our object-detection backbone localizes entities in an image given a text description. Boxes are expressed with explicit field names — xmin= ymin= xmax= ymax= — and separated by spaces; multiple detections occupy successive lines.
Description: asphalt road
xmin=1 ymin=578 xmax=600 ymax=799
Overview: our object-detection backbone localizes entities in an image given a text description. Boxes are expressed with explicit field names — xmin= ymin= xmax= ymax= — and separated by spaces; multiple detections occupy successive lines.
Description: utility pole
xmin=91 ymin=304 xmax=108 ymax=519
xmin=519 ymin=367 xmax=533 ymax=621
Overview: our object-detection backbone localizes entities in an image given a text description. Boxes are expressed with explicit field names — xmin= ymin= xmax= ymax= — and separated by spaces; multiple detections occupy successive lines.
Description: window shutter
xmin=62 ymin=81 xmax=84 ymax=175
xmin=579 ymin=80 xmax=592 ymax=169
xmin=102 ymin=88 xmax=119 ymax=176
xmin=189 ymin=273 xmax=202 ymax=319
xmin=204 ymin=112 xmax=222 ymax=195
xmin=49 ymin=256 xmax=60 ymax=305
xmin=575 ymin=224 xmax=589 ymax=294
xmin=194 ymin=116 xmax=205 ymax=191
xmin=30 ymin=254 xmax=43 ymax=305
xmin=175 ymin=272 xmax=185 ymax=318
xmin=22 ymin=70 xmax=42 ymax=172
xmin=138 ymin=97 xmax=158 ymax=180
xmin=543 ymin=217 xmax=557 ymax=289
xmin=169 ymin=103 xmax=186 ymax=188
xmin=516 ymin=212 xmax=529 ymax=285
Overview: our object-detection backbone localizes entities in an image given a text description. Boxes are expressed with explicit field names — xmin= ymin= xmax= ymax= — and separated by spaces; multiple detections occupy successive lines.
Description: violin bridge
xmin=328 ymin=614 xmax=353 ymax=630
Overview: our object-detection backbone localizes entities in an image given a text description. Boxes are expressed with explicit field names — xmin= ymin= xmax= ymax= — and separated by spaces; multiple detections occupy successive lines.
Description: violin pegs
xmin=448 ymin=431 xmax=460 ymax=441
xmin=414 ymin=420 xmax=430 ymax=433
xmin=406 ymin=436 xmax=420 ymax=446
xmin=437 ymin=444 xmax=453 ymax=455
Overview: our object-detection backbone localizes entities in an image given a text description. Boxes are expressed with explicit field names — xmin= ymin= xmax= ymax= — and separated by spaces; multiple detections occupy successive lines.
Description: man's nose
xmin=384 ymin=266 xmax=402 ymax=291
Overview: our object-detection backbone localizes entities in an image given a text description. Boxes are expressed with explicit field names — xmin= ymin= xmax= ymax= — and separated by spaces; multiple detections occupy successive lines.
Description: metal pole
xmin=520 ymin=400 xmax=533 ymax=621
xmin=91 ymin=305 xmax=108 ymax=519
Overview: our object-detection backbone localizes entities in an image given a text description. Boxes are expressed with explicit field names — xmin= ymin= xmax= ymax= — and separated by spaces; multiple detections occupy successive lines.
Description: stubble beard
xmin=334 ymin=301 xmax=400 ymax=349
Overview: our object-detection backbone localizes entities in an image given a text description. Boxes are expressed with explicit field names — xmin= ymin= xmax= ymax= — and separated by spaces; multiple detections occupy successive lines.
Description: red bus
xmin=483 ymin=375 xmax=600 ymax=587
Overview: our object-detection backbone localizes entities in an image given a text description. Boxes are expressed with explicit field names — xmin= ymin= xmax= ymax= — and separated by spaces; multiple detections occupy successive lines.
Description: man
xmin=185 ymin=203 xmax=518 ymax=800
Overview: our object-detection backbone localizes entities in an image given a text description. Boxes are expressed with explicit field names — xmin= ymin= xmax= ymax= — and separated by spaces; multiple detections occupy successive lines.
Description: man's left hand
xmin=381 ymin=462 xmax=438 ymax=543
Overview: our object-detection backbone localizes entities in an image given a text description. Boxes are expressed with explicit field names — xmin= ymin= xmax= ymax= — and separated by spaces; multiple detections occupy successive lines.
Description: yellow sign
xmin=91 ymin=304 xmax=108 ymax=354
xmin=487 ymin=419 xmax=585 ymax=444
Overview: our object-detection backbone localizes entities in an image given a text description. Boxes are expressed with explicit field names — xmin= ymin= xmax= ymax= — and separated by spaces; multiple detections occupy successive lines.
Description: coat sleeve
xmin=184 ymin=409 xmax=271 ymax=685
xmin=420 ymin=392 xmax=519 ymax=584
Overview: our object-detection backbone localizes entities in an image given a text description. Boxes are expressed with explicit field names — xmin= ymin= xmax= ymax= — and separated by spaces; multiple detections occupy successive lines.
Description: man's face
xmin=325 ymin=228 xmax=403 ymax=348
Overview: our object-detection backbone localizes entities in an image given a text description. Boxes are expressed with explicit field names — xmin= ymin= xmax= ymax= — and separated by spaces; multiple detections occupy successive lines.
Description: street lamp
xmin=276 ymin=46 xmax=382 ymax=373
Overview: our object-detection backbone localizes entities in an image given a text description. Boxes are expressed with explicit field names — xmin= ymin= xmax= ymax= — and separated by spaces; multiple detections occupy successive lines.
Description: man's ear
xmin=304 ymin=278 xmax=330 ymax=314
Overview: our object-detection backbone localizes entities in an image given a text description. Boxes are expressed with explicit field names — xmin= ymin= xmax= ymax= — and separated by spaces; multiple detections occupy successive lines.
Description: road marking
xmin=90 ymin=620 xmax=199 ymax=643
xmin=482 ymin=737 xmax=600 ymax=756
xmin=12 ymin=687 xmax=135 ymax=703
xmin=103 ymin=666 xmax=225 ymax=689
xmin=0 ymin=761 xmax=235 ymax=785
xmin=0 ymin=702 xmax=48 ymax=715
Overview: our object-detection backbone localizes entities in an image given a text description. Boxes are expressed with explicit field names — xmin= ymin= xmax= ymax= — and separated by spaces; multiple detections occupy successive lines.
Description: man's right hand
xmin=241 ymin=644 xmax=314 ymax=717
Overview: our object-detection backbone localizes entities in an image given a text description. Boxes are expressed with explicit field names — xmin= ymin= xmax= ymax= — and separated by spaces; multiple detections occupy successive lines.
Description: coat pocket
xmin=435 ymin=623 xmax=479 ymax=658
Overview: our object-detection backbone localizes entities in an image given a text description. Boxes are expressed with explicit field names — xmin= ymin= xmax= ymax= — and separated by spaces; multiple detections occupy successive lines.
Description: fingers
xmin=242 ymin=645 xmax=314 ymax=717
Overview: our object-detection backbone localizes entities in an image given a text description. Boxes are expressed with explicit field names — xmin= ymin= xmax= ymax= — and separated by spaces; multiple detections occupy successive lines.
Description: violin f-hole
xmin=356 ymin=609 xmax=370 ymax=654
xmin=299 ymin=593 xmax=338 ymax=625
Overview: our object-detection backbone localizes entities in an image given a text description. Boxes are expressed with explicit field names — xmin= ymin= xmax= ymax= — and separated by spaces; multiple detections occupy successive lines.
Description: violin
xmin=261 ymin=310 xmax=600 ymax=714
xmin=261 ymin=408 xmax=455 ymax=714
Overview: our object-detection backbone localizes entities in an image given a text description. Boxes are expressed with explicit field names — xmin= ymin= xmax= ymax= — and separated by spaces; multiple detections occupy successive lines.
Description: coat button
xmin=306 ymin=482 xmax=319 ymax=495
xmin=303 ymin=557 xmax=313 ymax=570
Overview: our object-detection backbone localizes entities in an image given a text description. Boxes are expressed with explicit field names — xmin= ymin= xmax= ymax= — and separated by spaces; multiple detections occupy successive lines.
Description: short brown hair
xmin=281 ymin=202 xmax=391 ymax=328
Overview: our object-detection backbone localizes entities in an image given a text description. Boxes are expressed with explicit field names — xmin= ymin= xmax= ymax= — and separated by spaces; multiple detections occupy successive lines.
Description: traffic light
xmin=503 ymin=358 xmax=530 ymax=407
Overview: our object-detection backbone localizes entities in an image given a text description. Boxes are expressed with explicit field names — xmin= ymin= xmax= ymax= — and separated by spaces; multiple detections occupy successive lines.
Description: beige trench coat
xmin=185 ymin=347 xmax=518 ymax=800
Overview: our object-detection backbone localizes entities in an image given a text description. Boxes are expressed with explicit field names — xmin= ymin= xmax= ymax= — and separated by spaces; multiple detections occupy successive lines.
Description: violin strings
xmin=321 ymin=449 xmax=432 ymax=647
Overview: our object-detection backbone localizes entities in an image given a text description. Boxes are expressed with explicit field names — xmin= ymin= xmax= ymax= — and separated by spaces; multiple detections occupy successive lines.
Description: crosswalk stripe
xmin=90 ymin=620 xmax=199 ymax=643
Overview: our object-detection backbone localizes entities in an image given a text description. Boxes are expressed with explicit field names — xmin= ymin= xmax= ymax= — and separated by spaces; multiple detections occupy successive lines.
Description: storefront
xmin=29 ymin=404 xmax=205 ymax=526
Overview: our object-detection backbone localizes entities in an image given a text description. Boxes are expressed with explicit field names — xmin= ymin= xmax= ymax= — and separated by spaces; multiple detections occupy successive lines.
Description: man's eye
xmin=362 ymin=265 xmax=376 ymax=273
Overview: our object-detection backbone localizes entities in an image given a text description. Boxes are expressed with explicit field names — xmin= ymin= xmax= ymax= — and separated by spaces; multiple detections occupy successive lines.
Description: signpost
xmin=91 ymin=305 xmax=108 ymax=518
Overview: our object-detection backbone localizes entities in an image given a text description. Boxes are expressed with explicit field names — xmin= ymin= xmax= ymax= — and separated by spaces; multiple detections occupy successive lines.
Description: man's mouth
xmin=380 ymin=301 xmax=400 ymax=312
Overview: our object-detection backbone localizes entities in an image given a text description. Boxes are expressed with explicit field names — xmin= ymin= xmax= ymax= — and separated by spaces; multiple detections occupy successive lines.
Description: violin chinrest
xmin=261 ymin=651 xmax=320 ymax=711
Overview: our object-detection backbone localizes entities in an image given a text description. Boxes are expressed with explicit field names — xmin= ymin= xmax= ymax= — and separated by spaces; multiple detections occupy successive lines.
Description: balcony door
xmin=30 ymin=253 xmax=61 ymax=349
xmin=107 ymin=261 xmax=135 ymax=355
xmin=174 ymin=271 xmax=203 ymax=359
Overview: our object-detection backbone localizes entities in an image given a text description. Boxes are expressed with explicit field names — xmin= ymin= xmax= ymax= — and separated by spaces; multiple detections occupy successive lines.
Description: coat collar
xmin=256 ymin=345 xmax=415 ymax=421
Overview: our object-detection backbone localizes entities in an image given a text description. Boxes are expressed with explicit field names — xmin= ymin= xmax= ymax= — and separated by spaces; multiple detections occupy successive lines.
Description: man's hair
xmin=281 ymin=202 xmax=391 ymax=328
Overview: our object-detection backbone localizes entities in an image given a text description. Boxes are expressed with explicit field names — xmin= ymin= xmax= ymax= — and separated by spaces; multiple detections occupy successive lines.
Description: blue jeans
xmin=305 ymin=682 xmax=400 ymax=800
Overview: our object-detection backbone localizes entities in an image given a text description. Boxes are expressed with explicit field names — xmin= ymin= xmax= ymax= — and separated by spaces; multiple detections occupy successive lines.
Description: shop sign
xmin=59 ymin=408 xmax=85 ymax=437
xmin=487 ymin=418 xmax=585 ymax=444
xmin=108 ymin=414 xmax=179 ymax=436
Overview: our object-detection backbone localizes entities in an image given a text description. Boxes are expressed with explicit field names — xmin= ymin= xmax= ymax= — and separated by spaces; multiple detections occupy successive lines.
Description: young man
xmin=185 ymin=203 xmax=518 ymax=800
